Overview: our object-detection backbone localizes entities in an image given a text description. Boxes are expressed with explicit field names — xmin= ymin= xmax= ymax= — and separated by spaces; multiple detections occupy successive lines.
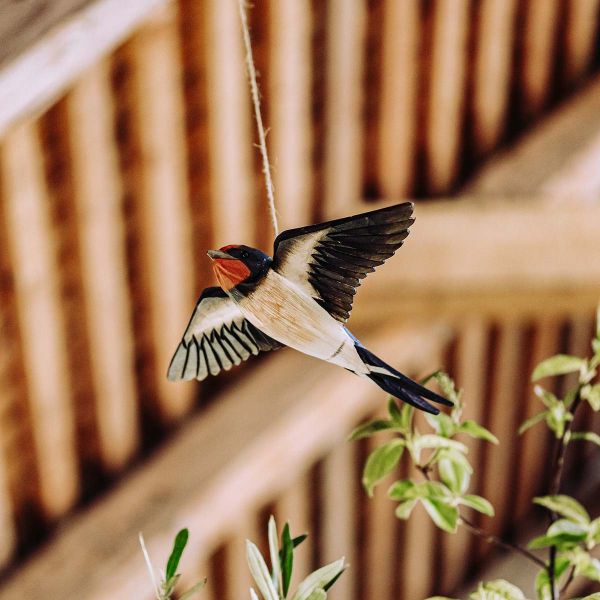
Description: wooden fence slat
xmin=275 ymin=474 xmax=312 ymax=592
xmin=563 ymin=0 xmax=600 ymax=86
xmin=225 ymin=514 xmax=259 ymax=600
xmin=364 ymin=433 xmax=398 ymax=600
xmin=425 ymin=0 xmax=470 ymax=193
xmin=441 ymin=318 xmax=488 ymax=591
xmin=478 ymin=321 xmax=523 ymax=552
xmin=128 ymin=5 xmax=195 ymax=421
xmin=377 ymin=0 xmax=420 ymax=198
xmin=520 ymin=0 xmax=560 ymax=118
xmin=66 ymin=59 xmax=139 ymax=470
xmin=323 ymin=0 xmax=367 ymax=218
xmin=321 ymin=440 xmax=357 ymax=599
xmin=472 ymin=0 xmax=518 ymax=155
xmin=0 ymin=122 xmax=78 ymax=518
xmin=203 ymin=0 xmax=255 ymax=246
xmin=0 ymin=377 xmax=15 ymax=568
xmin=269 ymin=0 xmax=313 ymax=231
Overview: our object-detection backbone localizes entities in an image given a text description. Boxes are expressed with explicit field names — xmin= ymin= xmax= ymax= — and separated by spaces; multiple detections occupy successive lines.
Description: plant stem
xmin=416 ymin=465 xmax=546 ymax=569
xmin=547 ymin=392 xmax=582 ymax=600
xmin=559 ymin=565 xmax=576 ymax=596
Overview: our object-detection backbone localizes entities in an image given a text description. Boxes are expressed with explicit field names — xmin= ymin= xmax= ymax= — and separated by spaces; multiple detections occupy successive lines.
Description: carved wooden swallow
xmin=168 ymin=202 xmax=451 ymax=413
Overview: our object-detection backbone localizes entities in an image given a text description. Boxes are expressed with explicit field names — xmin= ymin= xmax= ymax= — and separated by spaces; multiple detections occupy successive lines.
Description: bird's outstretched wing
xmin=272 ymin=202 xmax=414 ymax=322
xmin=167 ymin=287 xmax=282 ymax=381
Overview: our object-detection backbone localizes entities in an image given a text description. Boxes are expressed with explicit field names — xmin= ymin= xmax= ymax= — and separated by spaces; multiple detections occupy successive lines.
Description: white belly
xmin=233 ymin=270 xmax=367 ymax=373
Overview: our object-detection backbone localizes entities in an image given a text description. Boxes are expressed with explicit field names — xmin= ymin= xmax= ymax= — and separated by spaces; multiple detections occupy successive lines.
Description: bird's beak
xmin=207 ymin=249 xmax=233 ymax=261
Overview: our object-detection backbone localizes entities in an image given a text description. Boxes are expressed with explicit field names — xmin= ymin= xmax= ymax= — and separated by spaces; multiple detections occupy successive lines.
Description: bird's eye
xmin=241 ymin=250 xmax=249 ymax=259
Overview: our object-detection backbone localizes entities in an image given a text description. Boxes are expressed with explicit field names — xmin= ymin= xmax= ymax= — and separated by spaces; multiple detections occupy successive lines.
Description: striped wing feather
xmin=167 ymin=287 xmax=281 ymax=381
xmin=272 ymin=202 xmax=414 ymax=322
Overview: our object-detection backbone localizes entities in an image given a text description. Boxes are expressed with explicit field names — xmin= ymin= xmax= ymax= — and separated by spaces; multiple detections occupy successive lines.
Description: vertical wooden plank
xmin=472 ymin=0 xmax=518 ymax=156
xmin=276 ymin=474 xmax=311 ymax=590
xmin=514 ymin=318 xmax=560 ymax=519
xmin=425 ymin=0 xmax=470 ymax=193
xmin=478 ymin=321 xmax=523 ymax=547
xmin=364 ymin=433 xmax=398 ymax=600
xmin=441 ymin=318 xmax=488 ymax=591
xmin=225 ymin=514 xmax=260 ymax=600
xmin=0 ymin=363 xmax=15 ymax=567
xmin=520 ymin=0 xmax=560 ymax=118
xmin=563 ymin=0 xmax=600 ymax=86
xmin=323 ymin=0 xmax=367 ymax=218
xmin=66 ymin=60 xmax=139 ymax=470
xmin=129 ymin=5 xmax=195 ymax=421
xmin=321 ymin=441 xmax=358 ymax=599
xmin=0 ymin=122 xmax=78 ymax=518
xmin=269 ymin=0 xmax=313 ymax=231
xmin=377 ymin=0 xmax=420 ymax=198
xmin=203 ymin=0 xmax=255 ymax=246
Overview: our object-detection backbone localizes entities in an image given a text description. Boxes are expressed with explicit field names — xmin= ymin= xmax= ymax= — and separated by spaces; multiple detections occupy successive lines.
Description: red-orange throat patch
xmin=213 ymin=259 xmax=251 ymax=291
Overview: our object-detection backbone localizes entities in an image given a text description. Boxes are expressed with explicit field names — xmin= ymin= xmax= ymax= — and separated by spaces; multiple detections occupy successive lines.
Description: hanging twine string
xmin=237 ymin=0 xmax=280 ymax=237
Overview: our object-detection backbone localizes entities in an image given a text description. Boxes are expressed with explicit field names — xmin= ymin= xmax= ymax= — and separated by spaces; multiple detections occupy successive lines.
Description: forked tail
xmin=354 ymin=344 xmax=453 ymax=414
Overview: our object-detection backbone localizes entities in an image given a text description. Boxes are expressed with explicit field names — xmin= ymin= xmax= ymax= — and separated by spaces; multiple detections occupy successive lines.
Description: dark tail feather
xmin=355 ymin=344 xmax=453 ymax=415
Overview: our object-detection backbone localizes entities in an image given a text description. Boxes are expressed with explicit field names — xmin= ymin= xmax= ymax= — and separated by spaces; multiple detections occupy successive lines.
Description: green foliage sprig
xmin=246 ymin=516 xmax=346 ymax=600
xmin=353 ymin=305 xmax=600 ymax=600
xmin=140 ymin=529 xmax=206 ymax=600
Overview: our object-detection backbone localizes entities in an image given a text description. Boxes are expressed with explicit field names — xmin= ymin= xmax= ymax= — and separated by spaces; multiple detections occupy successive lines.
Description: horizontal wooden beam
xmin=0 ymin=323 xmax=450 ymax=600
xmin=0 ymin=0 xmax=168 ymax=137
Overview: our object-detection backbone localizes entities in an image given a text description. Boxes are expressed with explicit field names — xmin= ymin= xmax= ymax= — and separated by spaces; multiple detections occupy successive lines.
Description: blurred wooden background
xmin=0 ymin=0 xmax=600 ymax=598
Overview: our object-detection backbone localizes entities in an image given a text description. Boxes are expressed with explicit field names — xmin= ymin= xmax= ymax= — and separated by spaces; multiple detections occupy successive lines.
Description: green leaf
xmin=395 ymin=499 xmax=418 ymax=520
xmin=535 ymin=557 xmax=570 ymax=600
xmin=267 ymin=516 xmax=281 ymax=595
xmin=458 ymin=421 xmax=499 ymax=444
xmin=388 ymin=480 xmax=416 ymax=501
xmin=280 ymin=523 xmax=294 ymax=598
xmin=305 ymin=590 xmax=326 ymax=600
xmin=246 ymin=541 xmax=279 ymax=600
xmin=362 ymin=440 xmax=405 ymax=496
xmin=519 ymin=411 xmax=548 ymax=435
xmin=398 ymin=403 xmax=415 ymax=431
xmin=422 ymin=499 xmax=459 ymax=533
xmin=588 ymin=517 xmax=600 ymax=545
xmin=459 ymin=494 xmax=495 ymax=517
xmin=415 ymin=434 xmax=468 ymax=453
xmin=291 ymin=558 xmax=346 ymax=600
xmin=576 ymin=594 xmax=600 ymax=600
xmin=529 ymin=519 xmax=588 ymax=549
xmin=438 ymin=457 xmax=470 ymax=495
xmin=166 ymin=529 xmax=189 ymax=581
xmin=545 ymin=403 xmax=573 ymax=438
xmin=563 ymin=547 xmax=600 ymax=581
xmin=348 ymin=419 xmax=394 ymax=441
xmin=533 ymin=495 xmax=590 ymax=525
xmin=471 ymin=579 xmax=527 ymax=599
xmin=534 ymin=385 xmax=560 ymax=409
xmin=571 ymin=431 xmax=600 ymax=447
xmin=437 ymin=448 xmax=473 ymax=473
xmin=179 ymin=579 xmax=207 ymax=600
xmin=250 ymin=589 xmax=260 ymax=600
xmin=532 ymin=354 xmax=586 ymax=381
xmin=425 ymin=411 xmax=456 ymax=437
xmin=582 ymin=384 xmax=600 ymax=411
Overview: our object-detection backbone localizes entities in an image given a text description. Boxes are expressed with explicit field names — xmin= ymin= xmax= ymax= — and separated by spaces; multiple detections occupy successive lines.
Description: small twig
xmin=237 ymin=0 xmax=279 ymax=237
xmin=559 ymin=565 xmax=576 ymax=596
xmin=548 ymin=392 xmax=582 ymax=600
xmin=139 ymin=532 xmax=161 ymax=600
xmin=459 ymin=516 xmax=547 ymax=569
xmin=417 ymin=465 xmax=546 ymax=569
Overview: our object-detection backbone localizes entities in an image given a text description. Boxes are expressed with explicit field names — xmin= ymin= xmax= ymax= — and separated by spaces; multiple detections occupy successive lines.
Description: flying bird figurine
xmin=168 ymin=202 xmax=451 ymax=414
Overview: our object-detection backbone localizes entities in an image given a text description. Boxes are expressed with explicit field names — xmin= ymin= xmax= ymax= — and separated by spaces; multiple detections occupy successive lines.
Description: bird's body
xmin=168 ymin=202 xmax=451 ymax=413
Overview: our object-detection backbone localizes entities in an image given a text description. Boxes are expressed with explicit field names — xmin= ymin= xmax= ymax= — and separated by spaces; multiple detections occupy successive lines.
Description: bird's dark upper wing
xmin=272 ymin=202 xmax=414 ymax=322
xmin=167 ymin=287 xmax=282 ymax=381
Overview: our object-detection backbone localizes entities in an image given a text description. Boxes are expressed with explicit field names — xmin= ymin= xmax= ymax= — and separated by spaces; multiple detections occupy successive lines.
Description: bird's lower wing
xmin=167 ymin=287 xmax=282 ymax=381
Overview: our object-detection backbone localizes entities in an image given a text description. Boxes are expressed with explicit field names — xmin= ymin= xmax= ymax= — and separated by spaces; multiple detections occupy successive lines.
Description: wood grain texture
xmin=471 ymin=0 xmax=518 ymax=155
xmin=563 ymin=0 xmax=600 ymax=85
xmin=377 ymin=0 xmax=420 ymax=198
xmin=0 ymin=0 xmax=169 ymax=137
xmin=203 ymin=0 xmax=256 ymax=246
xmin=0 ymin=323 xmax=449 ymax=599
xmin=425 ymin=0 xmax=470 ymax=193
xmin=269 ymin=0 xmax=313 ymax=232
xmin=323 ymin=0 xmax=367 ymax=218
xmin=127 ymin=5 xmax=195 ymax=421
xmin=66 ymin=59 xmax=139 ymax=470
xmin=0 ymin=122 xmax=78 ymax=518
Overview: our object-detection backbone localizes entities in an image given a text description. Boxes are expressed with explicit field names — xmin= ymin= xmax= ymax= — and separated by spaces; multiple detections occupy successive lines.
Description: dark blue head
xmin=207 ymin=244 xmax=272 ymax=292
